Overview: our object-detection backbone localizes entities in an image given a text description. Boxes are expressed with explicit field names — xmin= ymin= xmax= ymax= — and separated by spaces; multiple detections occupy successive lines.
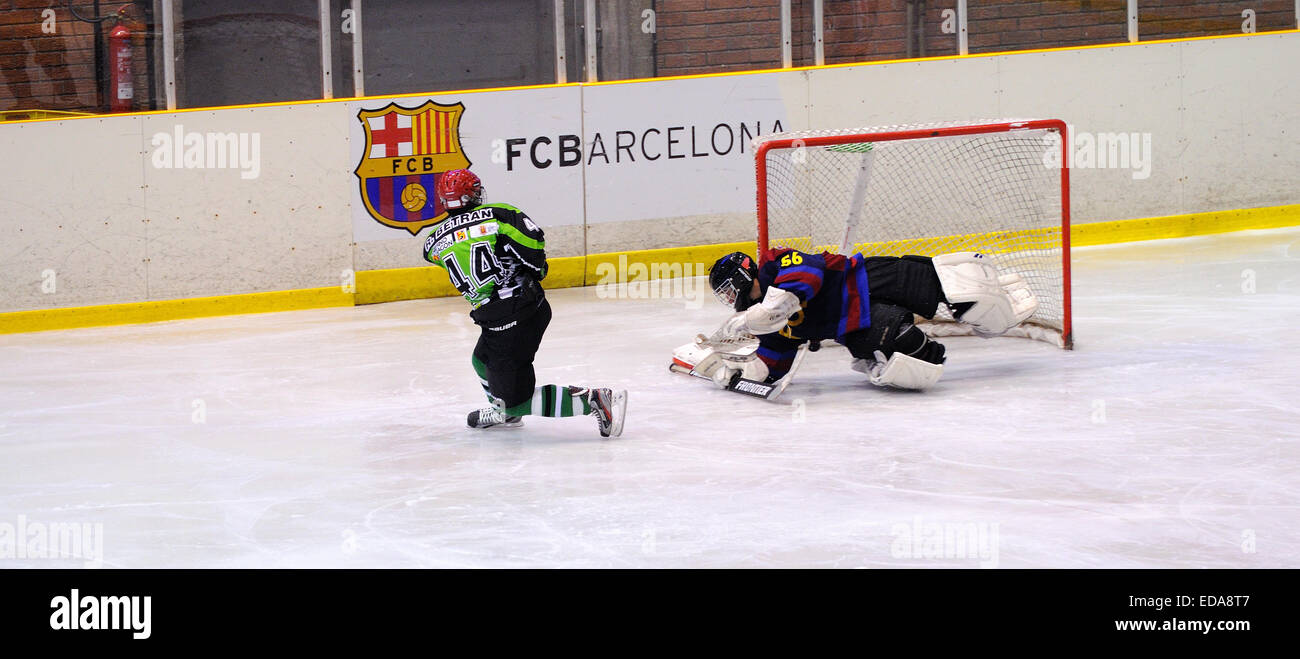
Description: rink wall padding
xmin=1 ymin=30 xmax=1298 ymax=332
xmin=352 ymin=257 xmax=587 ymax=306
xmin=349 ymin=242 xmax=755 ymax=306
xmin=4 ymin=208 xmax=1296 ymax=334
xmin=0 ymin=287 xmax=352 ymax=334
xmin=1071 ymin=204 xmax=1300 ymax=247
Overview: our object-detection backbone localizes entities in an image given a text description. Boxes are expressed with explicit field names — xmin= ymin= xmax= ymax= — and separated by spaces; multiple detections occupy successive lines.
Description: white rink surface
xmin=2 ymin=228 xmax=1298 ymax=568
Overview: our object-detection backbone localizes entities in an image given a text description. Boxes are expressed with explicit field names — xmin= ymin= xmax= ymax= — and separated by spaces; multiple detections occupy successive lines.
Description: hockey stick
xmin=837 ymin=142 xmax=875 ymax=254
xmin=669 ymin=342 xmax=809 ymax=401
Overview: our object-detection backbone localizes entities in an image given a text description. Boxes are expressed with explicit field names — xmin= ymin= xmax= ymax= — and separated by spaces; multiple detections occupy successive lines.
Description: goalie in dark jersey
xmin=694 ymin=248 xmax=1039 ymax=390
xmin=423 ymin=170 xmax=627 ymax=436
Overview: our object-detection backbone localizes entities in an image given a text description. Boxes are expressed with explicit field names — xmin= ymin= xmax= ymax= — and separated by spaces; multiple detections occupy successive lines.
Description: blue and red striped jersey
xmin=753 ymin=248 xmax=872 ymax=378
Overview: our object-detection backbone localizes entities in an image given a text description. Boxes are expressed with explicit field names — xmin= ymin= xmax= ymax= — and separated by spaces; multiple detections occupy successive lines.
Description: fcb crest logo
xmin=354 ymin=100 xmax=471 ymax=234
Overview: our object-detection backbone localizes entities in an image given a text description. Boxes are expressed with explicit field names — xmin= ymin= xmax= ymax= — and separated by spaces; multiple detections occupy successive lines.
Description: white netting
xmin=756 ymin=120 xmax=1069 ymax=347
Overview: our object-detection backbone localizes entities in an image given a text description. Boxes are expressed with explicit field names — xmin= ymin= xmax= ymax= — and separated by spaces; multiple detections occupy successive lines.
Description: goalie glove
xmin=673 ymin=341 xmax=769 ymax=389
xmin=673 ymin=341 xmax=751 ymax=376
xmin=714 ymin=286 xmax=801 ymax=340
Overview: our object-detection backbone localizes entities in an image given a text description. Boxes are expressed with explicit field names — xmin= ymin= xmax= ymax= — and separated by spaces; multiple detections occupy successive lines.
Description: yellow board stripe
xmin=584 ymin=241 xmax=756 ymax=283
xmin=1072 ymin=204 xmax=1300 ymax=246
xmin=352 ymin=256 xmax=589 ymax=305
xmin=354 ymin=265 xmax=455 ymax=305
xmin=0 ymin=287 xmax=353 ymax=335
xmin=3 ymin=204 xmax=1298 ymax=334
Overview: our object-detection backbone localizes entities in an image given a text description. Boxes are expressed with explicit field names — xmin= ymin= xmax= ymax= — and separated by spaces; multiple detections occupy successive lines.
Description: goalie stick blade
xmin=668 ymin=365 xmax=778 ymax=400
xmin=728 ymin=377 xmax=777 ymax=399
xmin=760 ymin=342 xmax=808 ymax=401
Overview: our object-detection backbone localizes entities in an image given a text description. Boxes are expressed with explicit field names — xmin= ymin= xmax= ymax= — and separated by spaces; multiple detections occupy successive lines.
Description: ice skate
xmin=466 ymin=406 xmax=523 ymax=429
xmin=589 ymin=388 xmax=627 ymax=438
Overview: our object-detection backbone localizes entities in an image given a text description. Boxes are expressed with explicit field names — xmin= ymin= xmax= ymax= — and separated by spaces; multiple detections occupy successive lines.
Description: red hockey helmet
xmin=436 ymin=169 xmax=483 ymax=210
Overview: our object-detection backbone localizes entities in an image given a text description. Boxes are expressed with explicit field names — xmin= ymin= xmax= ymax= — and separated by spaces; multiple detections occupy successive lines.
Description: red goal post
xmin=754 ymin=119 xmax=1072 ymax=348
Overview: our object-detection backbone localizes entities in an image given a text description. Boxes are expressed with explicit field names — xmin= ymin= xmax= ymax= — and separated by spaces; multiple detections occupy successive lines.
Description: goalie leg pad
xmin=857 ymin=351 xmax=944 ymax=390
xmin=932 ymin=252 xmax=1038 ymax=337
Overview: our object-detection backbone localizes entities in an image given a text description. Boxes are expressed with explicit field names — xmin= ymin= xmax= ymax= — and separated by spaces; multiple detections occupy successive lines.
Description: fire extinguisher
xmin=108 ymin=20 xmax=133 ymax=113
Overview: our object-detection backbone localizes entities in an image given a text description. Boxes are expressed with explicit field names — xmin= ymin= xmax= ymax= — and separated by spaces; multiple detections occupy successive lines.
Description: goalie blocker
xmin=671 ymin=249 xmax=1038 ymax=394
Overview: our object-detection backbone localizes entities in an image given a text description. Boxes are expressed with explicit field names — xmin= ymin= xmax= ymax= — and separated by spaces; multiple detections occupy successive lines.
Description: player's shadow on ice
xmin=796 ymin=358 xmax=1053 ymax=397
xmin=937 ymin=359 xmax=1050 ymax=382
xmin=442 ymin=426 xmax=612 ymax=445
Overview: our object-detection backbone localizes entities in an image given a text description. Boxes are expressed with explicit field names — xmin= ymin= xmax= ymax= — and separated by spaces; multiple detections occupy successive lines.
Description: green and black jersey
xmin=423 ymin=202 xmax=548 ymax=316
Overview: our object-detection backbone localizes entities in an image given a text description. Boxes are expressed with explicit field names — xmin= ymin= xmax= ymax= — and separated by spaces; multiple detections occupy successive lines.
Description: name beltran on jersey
xmin=435 ymin=208 xmax=496 ymax=235
xmin=424 ymin=209 xmax=501 ymax=259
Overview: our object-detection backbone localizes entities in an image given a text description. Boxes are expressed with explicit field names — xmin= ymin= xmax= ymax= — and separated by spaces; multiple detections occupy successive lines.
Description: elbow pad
xmin=742 ymin=286 xmax=802 ymax=335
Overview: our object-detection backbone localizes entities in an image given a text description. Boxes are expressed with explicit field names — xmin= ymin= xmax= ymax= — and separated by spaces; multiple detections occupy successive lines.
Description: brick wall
xmin=653 ymin=0 xmax=786 ymax=74
xmin=3 ymin=1 xmax=1294 ymax=111
xmin=0 ymin=1 xmax=152 ymax=114
xmin=968 ymin=0 xmax=1127 ymax=52
xmin=1140 ymin=0 xmax=1295 ymax=39
xmin=655 ymin=0 xmax=1298 ymax=77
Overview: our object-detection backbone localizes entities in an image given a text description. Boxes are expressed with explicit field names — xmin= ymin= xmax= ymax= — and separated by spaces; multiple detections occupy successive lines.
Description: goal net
xmin=755 ymin=120 xmax=1072 ymax=348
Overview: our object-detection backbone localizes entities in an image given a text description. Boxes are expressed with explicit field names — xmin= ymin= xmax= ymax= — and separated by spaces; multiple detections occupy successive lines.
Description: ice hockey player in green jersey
xmin=423 ymin=169 xmax=627 ymax=437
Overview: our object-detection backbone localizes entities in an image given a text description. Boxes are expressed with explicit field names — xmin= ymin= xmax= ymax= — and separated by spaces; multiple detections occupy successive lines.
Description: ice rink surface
xmin=2 ymin=228 xmax=1298 ymax=568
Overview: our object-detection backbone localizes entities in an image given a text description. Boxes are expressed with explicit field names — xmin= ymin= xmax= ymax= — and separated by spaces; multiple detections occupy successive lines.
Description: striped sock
xmin=505 ymin=385 xmax=594 ymax=418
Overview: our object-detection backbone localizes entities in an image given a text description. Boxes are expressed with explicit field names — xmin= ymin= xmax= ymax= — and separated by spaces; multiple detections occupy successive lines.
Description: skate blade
xmin=605 ymin=390 xmax=627 ymax=438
